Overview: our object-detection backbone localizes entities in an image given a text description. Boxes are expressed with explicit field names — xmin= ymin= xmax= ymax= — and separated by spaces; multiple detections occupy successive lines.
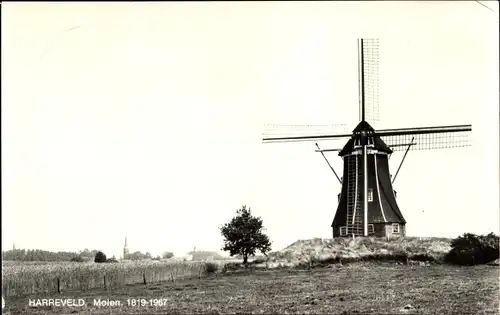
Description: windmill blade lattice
xmin=378 ymin=125 xmax=472 ymax=151
xmin=360 ymin=38 xmax=380 ymax=127
xmin=262 ymin=124 xmax=350 ymax=143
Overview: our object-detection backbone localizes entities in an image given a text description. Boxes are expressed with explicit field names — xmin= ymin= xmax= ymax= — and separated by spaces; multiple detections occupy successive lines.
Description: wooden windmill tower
xmin=262 ymin=39 xmax=471 ymax=238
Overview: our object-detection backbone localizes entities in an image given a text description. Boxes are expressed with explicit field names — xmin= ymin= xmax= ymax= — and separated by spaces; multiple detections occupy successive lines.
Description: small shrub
xmin=410 ymin=253 xmax=436 ymax=263
xmin=250 ymin=257 xmax=266 ymax=265
xmin=162 ymin=252 xmax=174 ymax=259
xmin=445 ymin=233 xmax=499 ymax=266
xmin=106 ymin=257 xmax=118 ymax=263
xmin=221 ymin=262 xmax=240 ymax=273
xmin=204 ymin=262 xmax=219 ymax=275
xmin=70 ymin=256 xmax=84 ymax=262
xmin=94 ymin=251 xmax=107 ymax=263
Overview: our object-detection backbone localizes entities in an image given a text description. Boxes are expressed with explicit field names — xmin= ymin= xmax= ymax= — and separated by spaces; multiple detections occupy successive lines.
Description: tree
xmin=162 ymin=251 xmax=174 ymax=259
xmin=220 ymin=205 xmax=272 ymax=265
xmin=94 ymin=251 xmax=107 ymax=263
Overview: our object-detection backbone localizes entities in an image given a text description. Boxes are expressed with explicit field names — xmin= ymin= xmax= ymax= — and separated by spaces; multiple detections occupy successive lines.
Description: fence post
xmin=104 ymin=275 xmax=107 ymax=290
xmin=143 ymin=273 xmax=147 ymax=285
xmin=57 ymin=278 xmax=60 ymax=293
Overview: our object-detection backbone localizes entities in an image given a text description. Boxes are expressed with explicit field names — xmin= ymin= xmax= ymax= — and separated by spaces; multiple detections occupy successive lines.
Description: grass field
xmin=3 ymin=262 xmax=499 ymax=315
xmin=1 ymin=260 xmax=224 ymax=298
xmin=0 ymin=237 xmax=453 ymax=299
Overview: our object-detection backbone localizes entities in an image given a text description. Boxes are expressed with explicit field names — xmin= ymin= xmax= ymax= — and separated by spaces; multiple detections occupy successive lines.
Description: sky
xmin=2 ymin=2 xmax=499 ymax=259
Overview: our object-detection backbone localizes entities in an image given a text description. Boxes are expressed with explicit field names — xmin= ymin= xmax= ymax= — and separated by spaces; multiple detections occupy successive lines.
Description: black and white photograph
xmin=2 ymin=1 xmax=499 ymax=314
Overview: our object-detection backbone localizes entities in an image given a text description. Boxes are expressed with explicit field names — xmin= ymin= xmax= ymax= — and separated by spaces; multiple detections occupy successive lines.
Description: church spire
xmin=123 ymin=237 xmax=129 ymax=259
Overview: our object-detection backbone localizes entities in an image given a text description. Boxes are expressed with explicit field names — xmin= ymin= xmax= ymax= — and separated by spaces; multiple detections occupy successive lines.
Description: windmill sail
xmin=262 ymin=124 xmax=349 ymax=142
xmin=359 ymin=38 xmax=380 ymax=127
xmin=378 ymin=124 xmax=472 ymax=151
xmin=264 ymin=124 xmax=471 ymax=148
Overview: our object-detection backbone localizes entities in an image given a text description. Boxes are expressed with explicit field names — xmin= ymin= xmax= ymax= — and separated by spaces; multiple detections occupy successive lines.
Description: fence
xmin=2 ymin=260 xmax=218 ymax=297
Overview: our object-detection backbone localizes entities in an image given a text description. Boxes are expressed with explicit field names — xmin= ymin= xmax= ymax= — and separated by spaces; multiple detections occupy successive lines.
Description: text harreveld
xmin=29 ymin=299 xmax=86 ymax=307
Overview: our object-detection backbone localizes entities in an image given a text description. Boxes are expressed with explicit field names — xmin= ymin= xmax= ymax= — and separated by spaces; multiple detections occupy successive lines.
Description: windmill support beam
xmin=363 ymin=144 xmax=368 ymax=236
xmin=315 ymin=148 xmax=342 ymax=152
xmin=392 ymin=137 xmax=415 ymax=184
xmin=315 ymin=143 xmax=342 ymax=184
xmin=388 ymin=143 xmax=417 ymax=148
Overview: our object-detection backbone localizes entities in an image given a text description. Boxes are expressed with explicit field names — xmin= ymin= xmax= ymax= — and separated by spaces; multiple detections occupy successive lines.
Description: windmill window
xmin=368 ymin=224 xmax=374 ymax=234
xmin=340 ymin=226 xmax=347 ymax=236
xmin=392 ymin=223 xmax=400 ymax=234
xmin=368 ymin=188 xmax=374 ymax=202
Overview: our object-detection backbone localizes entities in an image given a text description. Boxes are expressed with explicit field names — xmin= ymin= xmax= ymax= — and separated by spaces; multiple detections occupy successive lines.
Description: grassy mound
xmin=265 ymin=237 xmax=451 ymax=268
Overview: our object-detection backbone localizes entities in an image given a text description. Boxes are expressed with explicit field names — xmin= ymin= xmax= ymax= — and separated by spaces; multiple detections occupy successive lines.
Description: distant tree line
xmin=124 ymin=251 xmax=153 ymax=261
xmin=2 ymin=248 xmax=178 ymax=262
xmin=2 ymin=248 xmax=99 ymax=262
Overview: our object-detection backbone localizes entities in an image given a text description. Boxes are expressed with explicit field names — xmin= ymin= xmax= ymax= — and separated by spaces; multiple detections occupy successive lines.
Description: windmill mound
xmin=266 ymin=237 xmax=451 ymax=267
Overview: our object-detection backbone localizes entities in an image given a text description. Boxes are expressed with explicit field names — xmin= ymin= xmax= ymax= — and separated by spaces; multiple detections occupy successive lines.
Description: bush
xmin=204 ymin=262 xmax=219 ymax=275
xmin=106 ymin=257 xmax=118 ymax=263
xmin=162 ymin=252 xmax=174 ymax=259
xmin=445 ymin=233 xmax=499 ymax=265
xmin=94 ymin=251 xmax=107 ymax=263
xmin=221 ymin=262 xmax=241 ymax=273
xmin=70 ymin=256 xmax=84 ymax=262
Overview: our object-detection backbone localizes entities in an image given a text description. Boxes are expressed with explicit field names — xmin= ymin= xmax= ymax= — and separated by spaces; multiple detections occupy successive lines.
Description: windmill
xmin=262 ymin=38 xmax=471 ymax=238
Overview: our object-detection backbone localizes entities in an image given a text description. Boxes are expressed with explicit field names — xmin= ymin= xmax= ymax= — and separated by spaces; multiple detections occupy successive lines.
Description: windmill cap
xmin=338 ymin=121 xmax=393 ymax=156
xmin=352 ymin=120 xmax=376 ymax=134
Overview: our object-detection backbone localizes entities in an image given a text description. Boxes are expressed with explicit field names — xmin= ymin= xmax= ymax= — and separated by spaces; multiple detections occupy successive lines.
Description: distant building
xmin=123 ymin=237 xmax=129 ymax=259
